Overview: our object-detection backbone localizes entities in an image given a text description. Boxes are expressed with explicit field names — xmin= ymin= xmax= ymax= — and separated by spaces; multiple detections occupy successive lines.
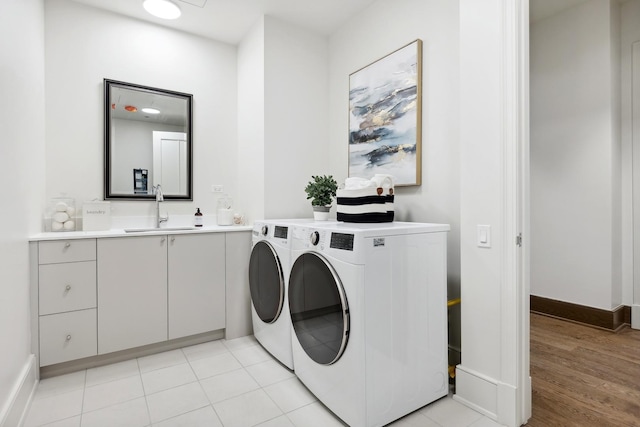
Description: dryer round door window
xmin=288 ymin=252 xmax=349 ymax=365
xmin=249 ymin=241 xmax=284 ymax=324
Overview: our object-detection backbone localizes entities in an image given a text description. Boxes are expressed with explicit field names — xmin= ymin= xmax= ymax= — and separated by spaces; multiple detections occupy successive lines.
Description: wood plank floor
xmin=528 ymin=313 xmax=640 ymax=426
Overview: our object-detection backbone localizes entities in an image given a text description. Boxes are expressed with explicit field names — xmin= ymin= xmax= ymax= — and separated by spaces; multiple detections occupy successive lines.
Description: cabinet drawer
xmin=39 ymin=239 xmax=96 ymax=264
xmin=39 ymin=261 xmax=96 ymax=315
xmin=39 ymin=309 xmax=97 ymax=366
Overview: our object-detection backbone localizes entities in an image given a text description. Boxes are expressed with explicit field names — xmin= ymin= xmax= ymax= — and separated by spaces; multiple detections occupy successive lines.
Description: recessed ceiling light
xmin=142 ymin=107 xmax=160 ymax=114
xmin=143 ymin=0 xmax=181 ymax=20
xmin=124 ymin=105 xmax=138 ymax=112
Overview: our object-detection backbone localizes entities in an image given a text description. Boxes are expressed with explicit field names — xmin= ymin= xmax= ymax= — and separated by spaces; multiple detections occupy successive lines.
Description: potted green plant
xmin=304 ymin=175 xmax=338 ymax=220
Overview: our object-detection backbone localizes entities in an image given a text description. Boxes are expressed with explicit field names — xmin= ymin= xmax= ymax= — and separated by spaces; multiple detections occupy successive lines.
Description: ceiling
xmin=69 ymin=0 xmax=602 ymax=47
xmin=70 ymin=0 xmax=379 ymax=45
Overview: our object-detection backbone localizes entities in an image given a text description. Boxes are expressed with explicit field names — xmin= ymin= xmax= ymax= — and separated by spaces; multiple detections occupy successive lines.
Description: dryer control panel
xmin=330 ymin=233 xmax=354 ymax=251
xmin=274 ymin=226 xmax=288 ymax=239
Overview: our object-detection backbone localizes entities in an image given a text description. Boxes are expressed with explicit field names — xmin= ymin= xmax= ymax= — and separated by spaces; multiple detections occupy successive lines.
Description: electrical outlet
xmin=211 ymin=185 xmax=224 ymax=193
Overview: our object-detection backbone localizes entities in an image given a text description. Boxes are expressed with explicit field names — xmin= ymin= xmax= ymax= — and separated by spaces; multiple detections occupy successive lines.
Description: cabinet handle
xmin=171 ymin=236 xmax=175 ymax=243
xmin=161 ymin=237 xmax=166 ymax=243
xmin=64 ymin=242 xmax=71 ymax=248
xmin=65 ymin=285 xmax=71 ymax=291
xmin=66 ymin=335 xmax=72 ymax=341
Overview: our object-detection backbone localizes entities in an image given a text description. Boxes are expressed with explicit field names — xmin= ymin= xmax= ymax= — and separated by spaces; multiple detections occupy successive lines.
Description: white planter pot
xmin=312 ymin=206 xmax=331 ymax=221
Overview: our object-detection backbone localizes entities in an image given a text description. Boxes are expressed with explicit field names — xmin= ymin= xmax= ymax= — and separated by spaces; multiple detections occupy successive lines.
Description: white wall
xmin=610 ymin=1 xmax=621 ymax=308
xmin=327 ymin=0 xmax=461 ymax=350
xmin=237 ymin=18 xmax=266 ymax=223
xmin=237 ymin=16 xmax=330 ymax=223
xmin=0 ymin=0 xmax=45 ymax=422
xmin=530 ymin=0 xmax=621 ymax=310
xmin=45 ymin=0 xmax=237 ymax=219
xmin=264 ymin=17 xmax=330 ymax=219
xmin=458 ymin=0 xmax=504 ymax=403
xmin=623 ymin=0 xmax=640 ymax=307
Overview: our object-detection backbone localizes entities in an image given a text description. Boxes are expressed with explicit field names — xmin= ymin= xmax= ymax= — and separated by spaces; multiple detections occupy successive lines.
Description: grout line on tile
xmin=184 ymin=349 xmax=200 ymax=385
xmin=79 ymin=368 xmax=87 ymax=424
xmin=225 ymin=346 xmax=246 ymax=368
xmin=136 ymin=357 xmax=154 ymax=425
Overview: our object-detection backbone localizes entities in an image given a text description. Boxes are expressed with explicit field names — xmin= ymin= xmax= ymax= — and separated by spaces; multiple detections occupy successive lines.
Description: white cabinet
xmin=168 ymin=233 xmax=226 ymax=339
xmin=97 ymin=236 xmax=168 ymax=354
xmin=36 ymin=239 xmax=97 ymax=366
xmin=32 ymin=229 xmax=251 ymax=369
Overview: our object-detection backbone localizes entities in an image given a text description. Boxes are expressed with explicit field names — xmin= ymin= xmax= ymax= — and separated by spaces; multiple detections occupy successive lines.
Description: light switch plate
xmin=477 ymin=225 xmax=491 ymax=248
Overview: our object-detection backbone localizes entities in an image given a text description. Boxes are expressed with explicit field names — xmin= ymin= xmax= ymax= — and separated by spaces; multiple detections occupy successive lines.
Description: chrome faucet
xmin=154 ymin=184 xmax=168 ymax=228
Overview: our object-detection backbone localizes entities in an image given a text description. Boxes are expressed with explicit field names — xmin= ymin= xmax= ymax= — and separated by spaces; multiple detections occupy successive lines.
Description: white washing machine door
xmin=288 ymin=252 xmax=349 ymax=365
xmin=249 ymin=241 xmax=284 ymax=324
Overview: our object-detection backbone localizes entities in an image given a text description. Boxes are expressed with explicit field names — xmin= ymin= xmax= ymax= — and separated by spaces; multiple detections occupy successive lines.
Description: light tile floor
xmin=24 ymin=336 xmax=505 ymax=427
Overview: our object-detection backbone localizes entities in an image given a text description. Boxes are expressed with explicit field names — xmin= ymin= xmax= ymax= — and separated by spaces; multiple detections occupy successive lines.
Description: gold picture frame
xmin=348 ymin=39 xmax=422 ymax=186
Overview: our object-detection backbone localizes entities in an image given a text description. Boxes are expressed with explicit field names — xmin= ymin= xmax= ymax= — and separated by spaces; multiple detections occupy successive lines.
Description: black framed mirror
xmin=104 ymin=79 xmax=193 ymax=200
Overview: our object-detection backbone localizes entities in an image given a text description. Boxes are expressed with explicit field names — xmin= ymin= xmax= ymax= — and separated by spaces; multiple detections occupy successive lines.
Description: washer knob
xmin=310 ymin=231 xmax=320 ymax=246
xmin=261 ymin=225 xmax=268 ymax=236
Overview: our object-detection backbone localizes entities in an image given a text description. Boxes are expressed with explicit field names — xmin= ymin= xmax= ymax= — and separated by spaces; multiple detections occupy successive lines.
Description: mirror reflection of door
xmin=153 ymin=131 xmax=187 ymax=196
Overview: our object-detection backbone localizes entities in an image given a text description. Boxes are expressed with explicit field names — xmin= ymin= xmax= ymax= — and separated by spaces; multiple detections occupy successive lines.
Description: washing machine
xmin=249 ymin=220 xmax=294 ymax=370
xmin=288 ymin=221 xmax=450 ymax=427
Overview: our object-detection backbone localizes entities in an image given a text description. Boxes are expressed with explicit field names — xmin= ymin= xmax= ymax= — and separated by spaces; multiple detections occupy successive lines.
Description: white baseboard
xmin=454 ymin=364 xmax=530 ymax=427
xmin=0 ymin=355 xmax=38 ymax=427
xmin=454 ymin=364 xmax=498 ymax=419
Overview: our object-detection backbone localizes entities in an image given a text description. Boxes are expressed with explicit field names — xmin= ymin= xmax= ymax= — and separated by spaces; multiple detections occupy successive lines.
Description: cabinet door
xmin=168 ymin=233 xmax=225 ymax=339
xmin=97 ymin=236 xmax=168 ymax=354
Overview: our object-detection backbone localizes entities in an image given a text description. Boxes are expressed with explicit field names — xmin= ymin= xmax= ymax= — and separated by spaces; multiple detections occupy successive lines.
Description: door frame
xmin=500 ymin=0 xmax=530 ymax=424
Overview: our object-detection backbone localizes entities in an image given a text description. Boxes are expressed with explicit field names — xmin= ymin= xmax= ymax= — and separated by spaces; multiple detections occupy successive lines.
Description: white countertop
xmin=30 ymin=224 xmax=253 ymax=241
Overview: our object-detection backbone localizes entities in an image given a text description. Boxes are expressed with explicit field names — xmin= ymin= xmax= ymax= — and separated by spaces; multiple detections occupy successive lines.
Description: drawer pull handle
xmin=171 ymin=236 xmax=175 ymax=243
xmin=65 ymin=285 xmax=71 ymax=291
xmin=64 ymin=242 xmax=71 ymax=248
xmin=66 ymin=335 xmax=72 ymax=341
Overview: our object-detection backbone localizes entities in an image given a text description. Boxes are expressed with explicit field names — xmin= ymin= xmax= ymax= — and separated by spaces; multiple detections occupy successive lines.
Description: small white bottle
xmin=194 ymin=208 xmax=203 ymax=227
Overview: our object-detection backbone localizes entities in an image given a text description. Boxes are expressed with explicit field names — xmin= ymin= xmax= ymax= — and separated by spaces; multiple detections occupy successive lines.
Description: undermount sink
xmin=124 ymin=227 xmax=197 ymax=233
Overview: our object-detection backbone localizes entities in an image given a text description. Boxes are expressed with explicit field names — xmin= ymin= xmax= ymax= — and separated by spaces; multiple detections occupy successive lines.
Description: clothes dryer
xmin=288 ymin=222 xmax=450 ymax=427
xmin=249 ymin=220 xmax=294 ymax=369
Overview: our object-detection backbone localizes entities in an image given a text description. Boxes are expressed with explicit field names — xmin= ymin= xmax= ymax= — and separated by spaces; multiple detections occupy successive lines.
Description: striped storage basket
xmin=336 ymin=176 xmax=394 ymax=223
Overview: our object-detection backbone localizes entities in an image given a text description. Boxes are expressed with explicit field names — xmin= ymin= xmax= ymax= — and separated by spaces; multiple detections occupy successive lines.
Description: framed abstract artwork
xmin=348 ymin=39 xmax=422 ymax=186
